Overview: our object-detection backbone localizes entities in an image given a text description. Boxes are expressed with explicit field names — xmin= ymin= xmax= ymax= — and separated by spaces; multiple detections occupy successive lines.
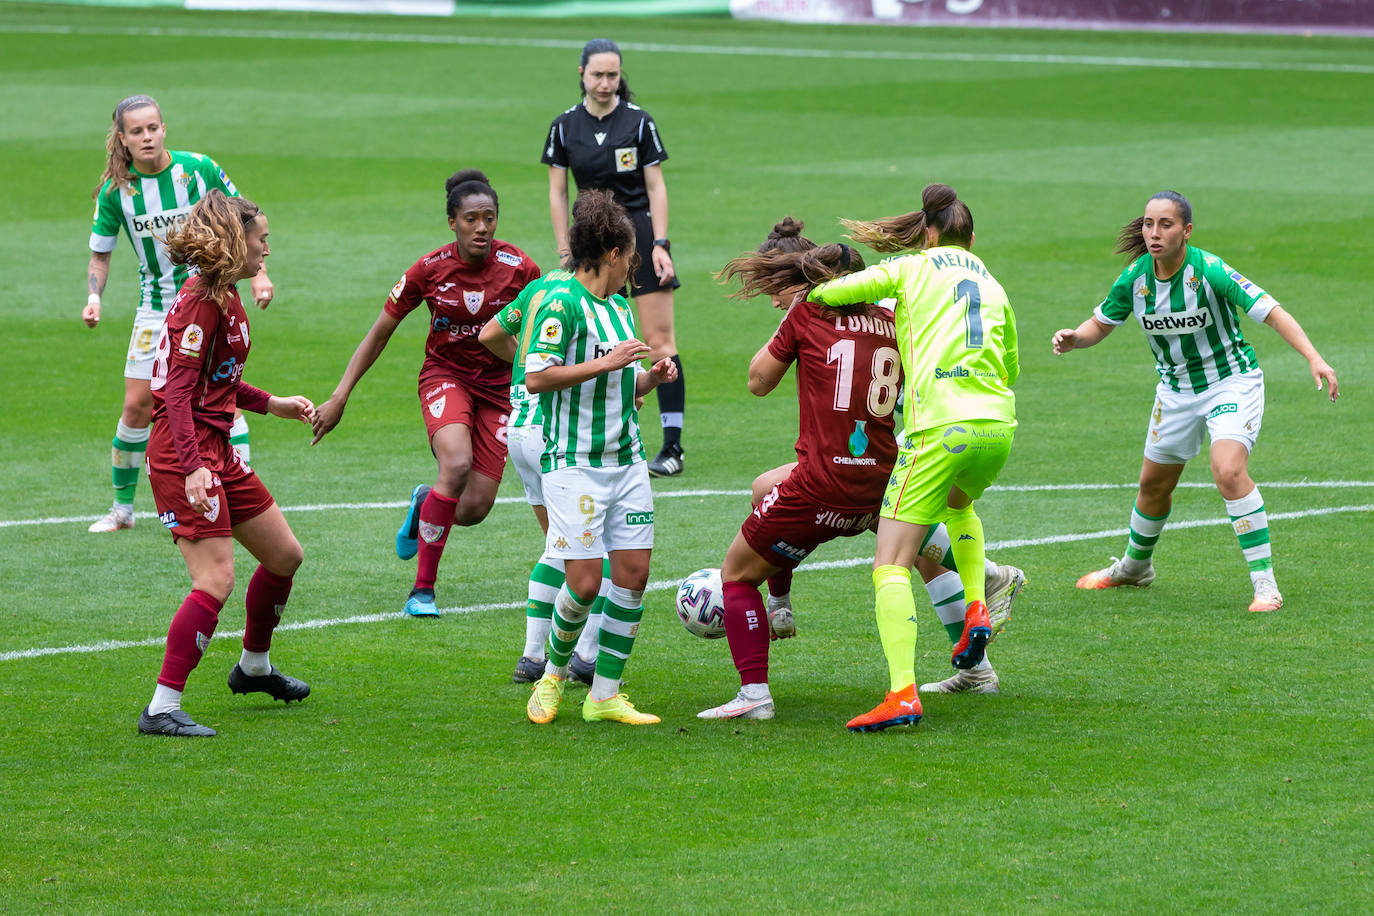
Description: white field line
xmin=3 ymin=480 xmax=1371 ymax=530
xmin=2 ymin=23 xmax=1372 ymax=74
xmin=2 ymin=500 xmax=1368 ymax=664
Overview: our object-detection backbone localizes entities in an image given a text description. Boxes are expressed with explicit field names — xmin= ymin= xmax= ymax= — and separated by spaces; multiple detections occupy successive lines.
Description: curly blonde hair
xmin=164 ymin=190 xmax=262 ymax=307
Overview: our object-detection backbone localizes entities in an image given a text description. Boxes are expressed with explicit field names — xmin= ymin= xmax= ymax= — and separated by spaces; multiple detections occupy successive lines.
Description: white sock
xmin=590 ymin=673 xmax=620 ymax=702
xmin=523 ymin=617 xmax=551 ymax=659
xmin=765 ymin=593 xmax=791 ymax=611
xmin=574 ymin=612 xmax=602 ymax=661
xmin=238 ymin=649 xmax=271 ymax=676
xmin=741 ymin=682 xmax=771 ymax=700
xmin=971 ymin=656 xmax=994 ymax=673
xmin=925 ymin=570 xmax=966 ymax=627
xmin=148 ymin=683 xmax=182 ymax=716
xmin=229 ymin=414 xmax=251 ymax=464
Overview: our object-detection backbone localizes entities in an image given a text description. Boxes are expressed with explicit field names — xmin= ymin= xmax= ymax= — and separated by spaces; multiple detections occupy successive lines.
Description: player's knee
xmin=435 ymin=457 xmax=472 ymax=492
xmin=194 ymin=566 xmax=235 ymax=603
xmin=273 ymin=538 xmax=304 ymax=577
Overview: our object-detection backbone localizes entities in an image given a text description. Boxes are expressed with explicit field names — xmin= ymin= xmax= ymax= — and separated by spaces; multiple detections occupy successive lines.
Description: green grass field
xmin=1 ymin=4 xmax=1371 ymax=912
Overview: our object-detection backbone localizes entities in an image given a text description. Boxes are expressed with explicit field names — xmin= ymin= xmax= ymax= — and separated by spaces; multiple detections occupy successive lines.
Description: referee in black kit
xmin=542 ymin=37 xmax=687 ymax=477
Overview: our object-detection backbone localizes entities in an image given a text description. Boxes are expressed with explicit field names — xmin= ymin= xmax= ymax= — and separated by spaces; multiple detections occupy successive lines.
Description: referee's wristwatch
xmin=653 ymin=238 xmax=671 ymax=253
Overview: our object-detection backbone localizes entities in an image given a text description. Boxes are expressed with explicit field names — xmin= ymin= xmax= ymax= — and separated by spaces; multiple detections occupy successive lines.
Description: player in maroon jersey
xmin=698 ymin=229 xmax=900 ymax=721
xmin=311 ymin=169 xmax=540 ymax=617
xmin=138 ymin=190 xmax=316 ymax=738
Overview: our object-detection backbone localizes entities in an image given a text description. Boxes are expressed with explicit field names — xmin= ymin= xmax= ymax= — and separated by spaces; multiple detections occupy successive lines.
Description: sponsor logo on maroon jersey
xmin=495 ymin=250 xmax=523 ymax=267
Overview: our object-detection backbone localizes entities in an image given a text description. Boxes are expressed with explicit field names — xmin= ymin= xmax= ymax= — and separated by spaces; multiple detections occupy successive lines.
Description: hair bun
xmin=446 ymin=168 xmax=490 ymax=194
xmin=770 ymin=217 xmax=805 ymax=239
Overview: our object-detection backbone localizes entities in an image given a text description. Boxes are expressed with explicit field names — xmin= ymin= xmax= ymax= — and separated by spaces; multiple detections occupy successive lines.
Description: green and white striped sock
xmin=574 ymin=558 xmax=613 ymax=663
xmin=1225 ymin=487 xmax=1275 ymax=588
xmin=924 ymin=569 xmax=967 ymax=645
xmin=523 ymin=555 xmax=565 ymax=659
xmin=545 ymin=584 xmax=594 ymax=675
xmin=591 ymin=584 xmax=644 ymax=700
xmin=1122 ymin=502 xmax=1168 ymax=576
xmin=112 ymin=421 xmax=149 ymax=508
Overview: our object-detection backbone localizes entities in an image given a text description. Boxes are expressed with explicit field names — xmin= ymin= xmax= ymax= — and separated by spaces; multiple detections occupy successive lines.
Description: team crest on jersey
xmin=496 ymin=250 xmax=523 ymax=268
xmin=419 ymin=521 xmax=444 ymax=544
xmin=390 ymin=275 xmax=406 ymax=302
xmin=1187 ymin=274 xmax=1202 ymax=292
xmin=204 ymin=495 xmax=221 ymax=523
xmin=464 ymin=290 xmax=485 ymax=314
xmin=540 ymin=317 xmax=564 ymax=345
xmin=615 ymin=147 xmax=638 ymax=172
xmin=176 ymin=168 xmax=193 ymax=189
xmin=179 ymin=323 xmax=204 ymax=357
xmin=429 ymin=396 xmax=447 ymax=418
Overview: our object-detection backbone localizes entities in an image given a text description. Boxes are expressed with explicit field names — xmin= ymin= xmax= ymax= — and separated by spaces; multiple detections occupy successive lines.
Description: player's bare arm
xmin=312 ymin=311 xmax=402 ymax=444
xmin=637 ymin=356 xmax=677 ymax=396
xmin=83 ymin=250 xmax=110 ymax=327
xmin=250 ymin=266 xmax=274 ymax=310
xmin=1052 ymin=316 xmax=1114 ymax=354
xmin=1263 ymin=306 xmax=1339 ymax=401
xmin=478 ymin=317 xmax=518 ymax=362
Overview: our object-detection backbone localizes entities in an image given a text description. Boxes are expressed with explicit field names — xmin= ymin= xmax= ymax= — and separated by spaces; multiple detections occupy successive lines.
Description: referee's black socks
xmin=658 ymin=354 xmax=685 ymax=450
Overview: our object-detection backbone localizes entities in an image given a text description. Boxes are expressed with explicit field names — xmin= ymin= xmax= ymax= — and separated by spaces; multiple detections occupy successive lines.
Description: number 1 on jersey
xmin=955 ymin=278 xmax=983 ymax=348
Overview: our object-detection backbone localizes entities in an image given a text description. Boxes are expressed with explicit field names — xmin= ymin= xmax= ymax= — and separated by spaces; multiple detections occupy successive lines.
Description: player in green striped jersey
xmin=520 ymin=190 xmax=677 ymax=726
xmin=1053 ymin=190 xmax=1339 ymax=613
xmin=811 ymin=183 xmax=1018 ymax=732
xmin=82 ymin=95 xmax=273 ymax=533
xmin=481 ymin=268 xmax=615 ymax=687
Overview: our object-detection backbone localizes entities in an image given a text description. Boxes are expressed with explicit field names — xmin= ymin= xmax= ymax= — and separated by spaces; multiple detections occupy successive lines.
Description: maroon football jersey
xmin=767 ymin=301 xmax=901 ymax=511
xmin=151 ymin=275 xmax=253 ymax=437
xmin=384 ymin=240 xmax=540 ymax=395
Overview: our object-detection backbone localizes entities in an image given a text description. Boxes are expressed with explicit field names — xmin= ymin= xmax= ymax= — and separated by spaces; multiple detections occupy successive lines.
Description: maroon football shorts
xmin=146 ymin=423 xmax=274 ymax=541
xmin=740 ymin=474 xmax=879 ymax=570
xmin=418 ymin=373 xmax=508 ymax=482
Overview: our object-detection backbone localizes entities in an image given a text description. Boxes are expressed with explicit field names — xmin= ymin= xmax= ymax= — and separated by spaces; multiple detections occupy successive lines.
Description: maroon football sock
xmin=767 ymin=569 xmax=793 ymax=599
xmin=244 ymin=565 xmax=294 ymax=653
xmin=415 ymin=489 xmax=458 ymax=590
xmin=723 ymin=581 xmax=769 ymax=686
xmin=157 ymin=589 xmax=224 ymax=690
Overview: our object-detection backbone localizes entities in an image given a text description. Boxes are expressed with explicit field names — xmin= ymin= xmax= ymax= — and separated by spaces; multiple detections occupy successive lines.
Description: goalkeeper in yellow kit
xmin=809 ymin=183 xmax=1019 ymax=732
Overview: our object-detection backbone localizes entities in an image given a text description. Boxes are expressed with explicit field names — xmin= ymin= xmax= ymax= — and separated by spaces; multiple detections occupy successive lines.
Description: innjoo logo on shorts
xmin=1207 ymin=403 xmax=1238 ymax=419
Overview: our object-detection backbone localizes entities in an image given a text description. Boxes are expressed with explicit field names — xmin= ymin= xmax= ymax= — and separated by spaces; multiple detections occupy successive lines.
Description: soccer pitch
xmin=1 ymin=5 xmax=1371 ymax=911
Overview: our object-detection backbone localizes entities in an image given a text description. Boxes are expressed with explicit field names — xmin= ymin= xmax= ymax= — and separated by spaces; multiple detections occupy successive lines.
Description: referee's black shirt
xmin=541 ymin=100 xmax=668 ymax=214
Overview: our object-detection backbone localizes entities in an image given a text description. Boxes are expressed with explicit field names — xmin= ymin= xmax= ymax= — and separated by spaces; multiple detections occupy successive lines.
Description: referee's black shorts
xmin=624 ymin=207 xmax=681 ymax=298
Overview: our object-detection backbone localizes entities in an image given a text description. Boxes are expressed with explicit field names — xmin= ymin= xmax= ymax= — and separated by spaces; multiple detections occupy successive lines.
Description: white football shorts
xmin=125 ymin=308 xmax=166 ymax=381
xmin=507 ymin=422 xmax=546 ymax=507
xmin=543 ymin=462 xmax=654 ymax=560
xmin=1143 ymin=370 xmax=1265 ymax=465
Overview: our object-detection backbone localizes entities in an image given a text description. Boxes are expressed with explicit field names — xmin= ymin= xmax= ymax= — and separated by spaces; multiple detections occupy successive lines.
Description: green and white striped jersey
xmin=494 ymin=269 xmax=574 ymax=430
xmin=1095 ymin=246 xmax=1278 ymax=395
xmin=524 ymin=276 xmax=646 ymax=472
xmin=89 ymin=150 xmax=239 ymax=312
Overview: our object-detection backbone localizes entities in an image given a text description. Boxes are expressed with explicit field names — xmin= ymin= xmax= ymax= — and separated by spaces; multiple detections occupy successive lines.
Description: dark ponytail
xmin=1116 ymin=190 xmax=1192 ymax=261
xmin=569 ymin=189 xmax=636 ymax=273
xmin=842 ymin=182 xmax=973 ymax=253
xmin=578 ymin=38 xmax=633 ymax=103
xmin=718 ymin=242 xmax=867 ymax=314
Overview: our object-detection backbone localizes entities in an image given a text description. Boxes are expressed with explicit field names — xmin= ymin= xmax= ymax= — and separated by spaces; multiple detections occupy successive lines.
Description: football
xmin=675 ymin=568 xmax=726 ymax=639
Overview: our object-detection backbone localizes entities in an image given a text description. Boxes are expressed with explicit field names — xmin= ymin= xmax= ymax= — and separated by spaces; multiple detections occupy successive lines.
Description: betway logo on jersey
xmin=1140 ymin=309 xmax=1213 ymax=335
xmin=129 ymin=206 xmax=192 ymax=238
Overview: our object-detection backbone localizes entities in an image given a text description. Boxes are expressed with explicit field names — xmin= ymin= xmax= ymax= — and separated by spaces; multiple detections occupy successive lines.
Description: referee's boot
xmin=647 ymin=442 xmax=684 ymax=478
